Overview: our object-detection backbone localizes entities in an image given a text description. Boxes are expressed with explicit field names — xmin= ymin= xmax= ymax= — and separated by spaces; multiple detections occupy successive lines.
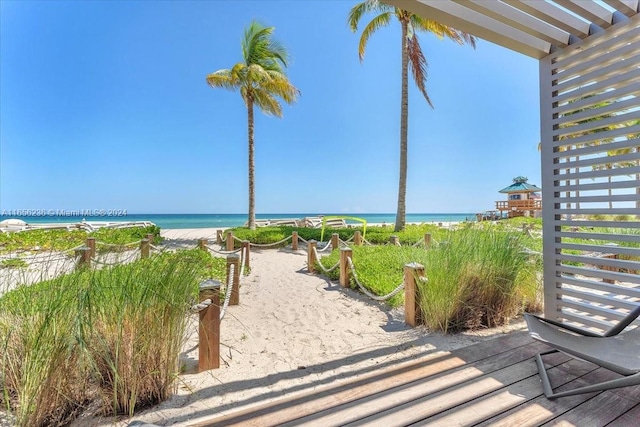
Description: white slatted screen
xmin=540 ymin=15 xmax=640 ymax=330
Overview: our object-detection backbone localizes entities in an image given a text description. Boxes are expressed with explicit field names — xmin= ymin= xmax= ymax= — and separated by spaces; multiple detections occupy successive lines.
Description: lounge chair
xmin=524 ymin=305 xmax=640 ymax=398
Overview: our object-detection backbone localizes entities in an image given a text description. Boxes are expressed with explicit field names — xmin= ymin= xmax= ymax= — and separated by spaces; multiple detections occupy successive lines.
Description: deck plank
xmin=341 ymin=351 xmax=571 ymax=427
xmin=187 ymin=331 xmax=640 ymax=427
xmin=417 ymin=358 xmax=599 ymax=427
xmin=191 ymin=332 xmax=532 ymax=427
xmin=607 ymin=402 xmax=640 ymax=426
xmin=540 ymin=380 xmax=640 ymax=427
xmin=282 ymin=342 xmax=550 ymax=427
xmin=474 ymin=363 xmax=605 ymax=427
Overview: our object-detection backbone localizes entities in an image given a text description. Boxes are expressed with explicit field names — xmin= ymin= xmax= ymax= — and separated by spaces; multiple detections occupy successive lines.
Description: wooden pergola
xmin=387 ymin=0 xmax=640 ymax=328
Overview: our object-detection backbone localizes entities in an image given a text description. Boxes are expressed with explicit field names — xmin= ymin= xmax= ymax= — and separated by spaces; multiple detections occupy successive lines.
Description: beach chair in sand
xmin=524 ymin=305 xmax=640 ymax=398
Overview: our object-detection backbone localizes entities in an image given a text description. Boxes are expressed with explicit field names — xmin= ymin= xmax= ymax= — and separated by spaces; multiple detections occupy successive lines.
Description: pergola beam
xmin=387 ymin=0 xmax=551 ymax=58
xmin=461 ymin=0 xmax=571 ymax=47
xmin=603 ymin=0 xmax=639 ymax=16
xmin=554 ymin=0 xmax=614 ymax=28
xmin=506 ymin=0 xmax=591 ymax=38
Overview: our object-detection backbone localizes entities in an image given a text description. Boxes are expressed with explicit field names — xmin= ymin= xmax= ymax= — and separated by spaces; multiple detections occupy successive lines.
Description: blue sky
xmin=0 ymin=0 xmax=541 ymax=215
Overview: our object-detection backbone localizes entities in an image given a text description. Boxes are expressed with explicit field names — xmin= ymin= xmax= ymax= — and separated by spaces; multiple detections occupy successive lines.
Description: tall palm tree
xmin=348 ymin=0 xmax=475 ymax=231
xmin=207 ymin=21 xmax=299 ymax=229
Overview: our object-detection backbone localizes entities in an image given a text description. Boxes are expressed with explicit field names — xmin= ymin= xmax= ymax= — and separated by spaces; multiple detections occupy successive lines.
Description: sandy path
xmin=65 ymin=229 xmax=526 ymax=426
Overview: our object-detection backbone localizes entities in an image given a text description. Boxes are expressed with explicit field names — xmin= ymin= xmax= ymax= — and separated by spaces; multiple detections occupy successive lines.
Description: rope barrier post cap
xmin=227 ymin=253 xmax=240 ymax=260
xmin=200 ymin=279 xmax=221 ymax=291
xmin=406 ymin=262 xmax=424 ymax=269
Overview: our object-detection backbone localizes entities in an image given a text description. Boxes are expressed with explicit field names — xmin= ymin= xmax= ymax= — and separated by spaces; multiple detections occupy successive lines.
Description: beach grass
xmin=316 ymin=225 xmax=541 ymax=332
xmin=0 ymin=249 xmax=225 ymax=426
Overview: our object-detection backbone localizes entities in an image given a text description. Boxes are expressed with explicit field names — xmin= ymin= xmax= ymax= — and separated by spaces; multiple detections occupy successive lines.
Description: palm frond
xmin=252 ymin=91 xmax=283 ymax=117
xmin=205 ymin=69 xmax=239 ymax=91
xmin=347 ymin=0 xmax=393 ymax=31
xmin=264 ymin=70 xmax=300 ymax=104
xmin=407 ymin=34 xmax=433 ymax=108
xmin=358 ymin=12 xmax=392 ymax=61
xmin=208 ymin=19 xmax=297 ymax=117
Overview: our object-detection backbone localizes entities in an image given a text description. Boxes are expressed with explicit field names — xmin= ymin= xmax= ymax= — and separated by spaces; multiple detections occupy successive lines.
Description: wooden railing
xmin=495 ymin=199 xmax=541 ymax=211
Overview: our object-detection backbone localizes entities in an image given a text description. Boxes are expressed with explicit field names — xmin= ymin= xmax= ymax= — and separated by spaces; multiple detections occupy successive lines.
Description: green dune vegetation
xmin=0 ymin=225 xmax=161 ymax=255
xmin=316 ymin=222 xmax=543 ymax=332
xmin=0 ymin=249 xmax=225 ymax=426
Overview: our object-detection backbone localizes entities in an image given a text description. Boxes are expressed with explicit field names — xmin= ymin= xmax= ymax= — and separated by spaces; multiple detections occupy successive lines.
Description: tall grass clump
xmin=0 ymin=273 xmax=90 ymax=427
xmin=0 ymin=249 xmax=218 ymax=425
xmin=419 ymin=227 xmax=541 ymax=333
xmin=80 ymin=253 xmax=201 ymax=416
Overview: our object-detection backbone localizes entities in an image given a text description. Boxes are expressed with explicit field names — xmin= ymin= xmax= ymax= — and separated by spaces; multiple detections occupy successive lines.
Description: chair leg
xmin=535 ymin=352 xmax=640 ymax=399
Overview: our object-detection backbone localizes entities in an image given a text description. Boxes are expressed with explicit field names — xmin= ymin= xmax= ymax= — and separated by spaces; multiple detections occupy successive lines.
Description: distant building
xmin=496 ymin=176 xmax=542 ymax=218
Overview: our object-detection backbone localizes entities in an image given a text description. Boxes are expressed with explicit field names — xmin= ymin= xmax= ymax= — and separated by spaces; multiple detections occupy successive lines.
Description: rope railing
xmin=239 ymin=247 xmax=247 ymax=277
xmin=205 ymin=244 xmax=243 ymax=255
xmin=362 ymin=238 xmax=374 ymax=246
xmin=316 ymin=242 xmax=333 ymax=252
xmin=61 ymin=244 xmax=87 ymax=255
xmin=412 ymin=237 xmax=425 ymax=248
xmin=191 ymin=298 xmax=213 ymax=313
xmin=346 ymin=256 xmax=406 ymax=301
xmin=219 ymin=263 xmax=235 ymax=321
xmin=521 ymin=247 xmax=543 ymax=256
xmin=297 ymin=235 xmax=309 ymax=244
xmin=249 ymin=235 xmax=292 ymax=248
xmin=91 ymin=250 xmax=140 ymax=266
xmin=95 ymin=240 xmax=142 ymax=248
xmin=149 ymin=243 xmax=167 ymax=252
xmin=311 ymin=246 xmax=340 ymax=273
xmin=189 ymin=264 xmax=235 ymax=321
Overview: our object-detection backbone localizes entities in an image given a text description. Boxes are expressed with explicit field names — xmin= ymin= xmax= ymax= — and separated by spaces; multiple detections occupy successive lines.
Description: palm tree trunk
xmin=248 ymin=98 xmax=256 ymax=230
xmin=394 ymin=21 xmax=409 ymax=232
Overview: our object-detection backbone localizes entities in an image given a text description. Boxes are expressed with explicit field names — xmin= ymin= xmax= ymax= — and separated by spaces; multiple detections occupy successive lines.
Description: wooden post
xmin=140 ymin=238 xmax=150 ymax=259
xmin=424 ymin=233 xmax=432 ymax=249
xmin=216 ymin=229 xmax=223 ymax=244
xmin=226 ymin=232 xmax=234 ymax=251
xmin=198 ymin=238 xmax=208 ymax=250
xmin=292 ymin=231 xmax=298 ymax=251
xmin=75 ymin=247 xmax=91 ymax=269
xmin=404 ymin=262 xmax=425 ymax=327
xmin=242 ymin=240 xmax=250 ymax=269
xmin=390 ymin=235 xmax=400 ymax=246
xmin=198 ymin=279 xmax=221 ymax=371
xmin=86 ymin=237 xmax=96 ymax=258
xmin=146 ymin=233 xmax=154 ymax=244
xmin=308 ymin=240 xmax=317 ymax=273
xmin=354 ymin=231 xmax=362 ymax=246
xmin=227 ymin=254 xmax=240 ymax=306
xmin=331 ymin=233 xmax=339 ymax=251
xmin=339 ymin=248 xmax=352 ymax=288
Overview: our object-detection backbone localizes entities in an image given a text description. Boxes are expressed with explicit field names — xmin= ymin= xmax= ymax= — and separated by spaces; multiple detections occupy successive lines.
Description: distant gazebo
xmin=496 ymin=176 xmax=542 ymax=219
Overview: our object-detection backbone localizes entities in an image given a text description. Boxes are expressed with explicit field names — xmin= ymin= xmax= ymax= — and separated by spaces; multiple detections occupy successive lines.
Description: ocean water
xmin=1 ymin=213 xmax=476 ymax=229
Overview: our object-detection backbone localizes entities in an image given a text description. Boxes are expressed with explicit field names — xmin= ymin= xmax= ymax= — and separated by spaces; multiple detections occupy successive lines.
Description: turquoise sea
xmin=1 ymin=213 xmax=476 ymax=229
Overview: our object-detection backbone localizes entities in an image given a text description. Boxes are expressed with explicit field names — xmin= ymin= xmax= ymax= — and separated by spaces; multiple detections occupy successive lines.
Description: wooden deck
xmin=190 ymin=331 xmax=640 ymax=427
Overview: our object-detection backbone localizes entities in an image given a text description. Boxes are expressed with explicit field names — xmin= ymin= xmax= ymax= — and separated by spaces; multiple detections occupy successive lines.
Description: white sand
xmin=54 ymin=227 xmax=523 ymax=426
